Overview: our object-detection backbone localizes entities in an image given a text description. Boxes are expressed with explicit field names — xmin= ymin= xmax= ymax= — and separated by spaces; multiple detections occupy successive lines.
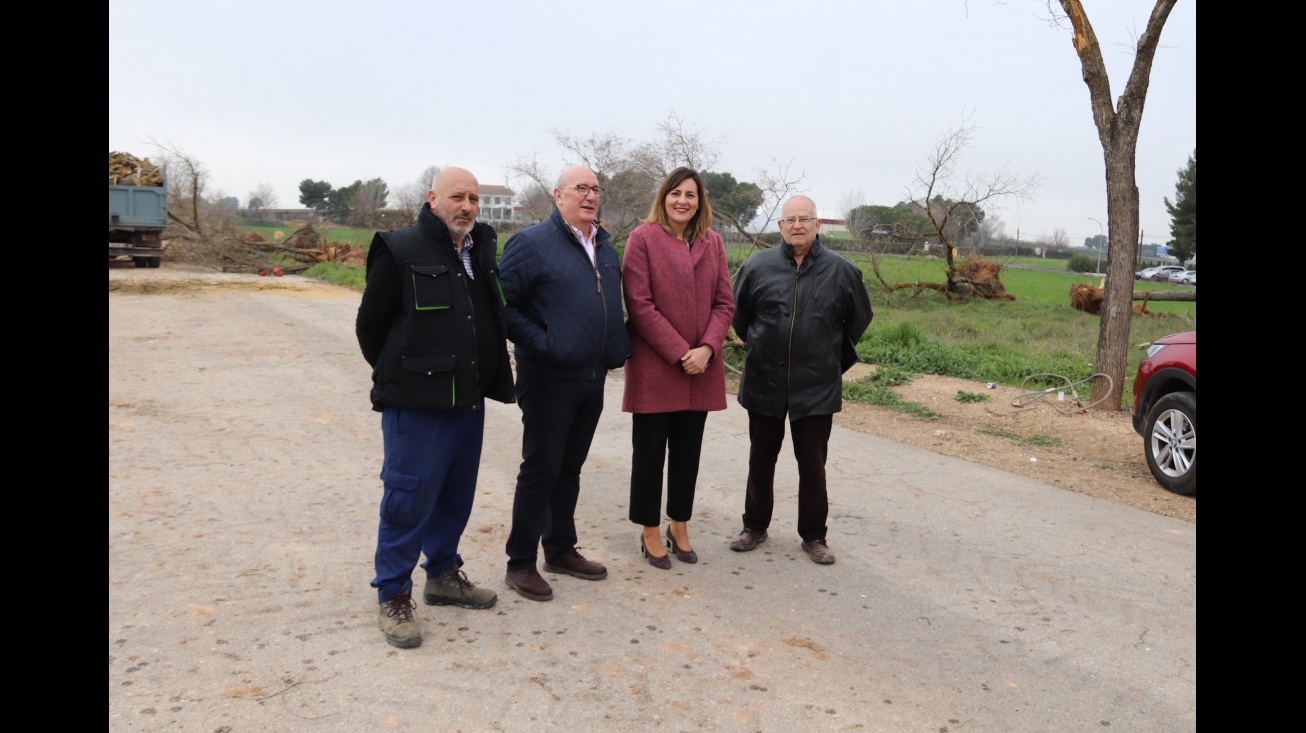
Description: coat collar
xmin=779 ymin=235 xmax=823 ymax=265
xmin=419 ymin=202 xmax=490 ymax=250
xmin=550 ymin=207 xmax=610 ymax=248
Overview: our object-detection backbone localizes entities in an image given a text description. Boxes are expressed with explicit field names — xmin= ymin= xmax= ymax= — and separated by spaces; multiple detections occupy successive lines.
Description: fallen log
xmin=1132 ymin=289 xmax=1196 ymax=301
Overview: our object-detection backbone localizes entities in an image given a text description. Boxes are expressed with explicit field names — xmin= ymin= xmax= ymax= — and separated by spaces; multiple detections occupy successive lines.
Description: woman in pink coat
xmin=623 ymin=167 xmax=736 ymax=569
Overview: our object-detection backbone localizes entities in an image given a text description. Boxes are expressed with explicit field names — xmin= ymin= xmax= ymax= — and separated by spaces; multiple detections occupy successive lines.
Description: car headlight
xmin=1145 ymin=343 xmax=1168 ymax=359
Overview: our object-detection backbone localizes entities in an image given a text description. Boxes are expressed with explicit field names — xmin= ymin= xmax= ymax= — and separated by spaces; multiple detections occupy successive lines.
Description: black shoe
xmin=505 ymin=568 xmax=554 ymax=601
xmin=666 ymin=526 xmax=698 ymax=564
xmin=642 ymin=534 xmax=671 ymax=570
xmin=730 ymin=528 xmax=768 ymax=552
xmin=801 ymin=539 xmax=836 ymax=565
xmin=542 ymin=549 xmax=608 ymax=580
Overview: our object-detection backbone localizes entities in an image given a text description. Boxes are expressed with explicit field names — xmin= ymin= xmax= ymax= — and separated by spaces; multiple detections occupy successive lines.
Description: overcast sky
xmin=109 ymin=0 xmax=1195 ymax=245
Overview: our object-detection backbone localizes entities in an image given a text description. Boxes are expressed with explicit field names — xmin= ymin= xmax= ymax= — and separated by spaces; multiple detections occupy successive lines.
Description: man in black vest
xmin=356 ymin=167 xmax=515 ymax=648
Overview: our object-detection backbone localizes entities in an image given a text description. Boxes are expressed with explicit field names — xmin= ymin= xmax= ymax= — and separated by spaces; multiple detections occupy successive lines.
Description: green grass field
xmin=841 ymin=253 xmax=1195 ymax=405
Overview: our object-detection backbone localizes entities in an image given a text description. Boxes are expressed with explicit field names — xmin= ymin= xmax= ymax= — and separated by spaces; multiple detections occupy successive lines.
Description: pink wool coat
xmin=622 ymin=222 xmax=736 ymax=413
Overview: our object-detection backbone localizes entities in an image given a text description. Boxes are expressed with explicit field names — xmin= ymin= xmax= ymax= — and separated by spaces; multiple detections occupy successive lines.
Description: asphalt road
xmin=108 ymin=270 xmax=1196 ymax=732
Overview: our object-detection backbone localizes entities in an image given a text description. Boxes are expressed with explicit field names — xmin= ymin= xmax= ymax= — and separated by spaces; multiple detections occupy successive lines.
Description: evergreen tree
xmin=1164 ymin=150 xmax=1196 ymax=264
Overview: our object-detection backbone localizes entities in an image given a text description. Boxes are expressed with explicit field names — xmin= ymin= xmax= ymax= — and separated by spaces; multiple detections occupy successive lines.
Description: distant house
xmin=479 ymin=185 xmax=515 ymax=228
xmin=816 ymin=209 xmax=847 ymax=233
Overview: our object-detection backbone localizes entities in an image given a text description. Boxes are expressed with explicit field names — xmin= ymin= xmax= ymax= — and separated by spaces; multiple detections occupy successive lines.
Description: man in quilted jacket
xmin=498 ymin=166 xmax=631 ymax=601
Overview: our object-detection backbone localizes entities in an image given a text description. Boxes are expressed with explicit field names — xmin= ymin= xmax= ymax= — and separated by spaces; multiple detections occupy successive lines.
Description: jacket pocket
xmin=400 ymin=354 xmax=457 ymax=407
xmin=379 ymin=467 xmax=421 ymax=527
xmin=411 ymin=265 xmax=452 ymax=310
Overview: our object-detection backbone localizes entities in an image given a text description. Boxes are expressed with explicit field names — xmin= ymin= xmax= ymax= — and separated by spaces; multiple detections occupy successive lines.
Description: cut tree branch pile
xmin=222 ymin=225 xmax=366 ymax=272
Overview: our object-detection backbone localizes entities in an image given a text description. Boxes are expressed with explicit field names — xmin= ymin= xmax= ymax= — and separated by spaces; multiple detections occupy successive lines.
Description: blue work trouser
xmin=504 ymin=366 xmax=605 ymax=571
xmin=372 ymin=404 xmax=485 ymax=602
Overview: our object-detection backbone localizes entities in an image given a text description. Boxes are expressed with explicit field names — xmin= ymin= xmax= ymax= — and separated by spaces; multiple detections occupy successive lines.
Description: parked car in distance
xmin=1167 ymin=270 xmax=1197 ymax=284
xmin=1146 ymin=265 xmax=1186 ymax=282
xmin=1135 ymin=266 xmax=1162 ymax=280
xmin=1131 ymin=331 xmax=1196 ymax=495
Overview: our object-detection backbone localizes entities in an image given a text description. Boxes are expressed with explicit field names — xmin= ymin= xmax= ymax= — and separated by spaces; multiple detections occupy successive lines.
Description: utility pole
xmin=1088 ymin=217 xmax=1105 ymax=274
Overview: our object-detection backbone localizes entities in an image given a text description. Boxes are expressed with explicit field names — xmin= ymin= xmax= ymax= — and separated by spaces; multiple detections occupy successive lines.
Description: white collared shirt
xmin=569 ymin=223 xmax=598 ymax=266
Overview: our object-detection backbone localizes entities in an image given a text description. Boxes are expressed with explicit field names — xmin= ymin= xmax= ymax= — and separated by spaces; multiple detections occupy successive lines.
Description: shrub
xmin=1067 ymin=254 xmax=1095 ymax=273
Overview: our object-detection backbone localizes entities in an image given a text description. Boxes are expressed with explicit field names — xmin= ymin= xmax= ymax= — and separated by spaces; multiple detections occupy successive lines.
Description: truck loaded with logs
xmin=109 ymin=152 xmax=166 ymax=268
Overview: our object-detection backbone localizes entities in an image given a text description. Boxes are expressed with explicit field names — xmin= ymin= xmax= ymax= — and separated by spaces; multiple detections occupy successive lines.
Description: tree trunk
xmin=1059 ymin=0 xmax=1178 ymax=411
xmin=1095 ymin=142 xmax=1140 ymax=410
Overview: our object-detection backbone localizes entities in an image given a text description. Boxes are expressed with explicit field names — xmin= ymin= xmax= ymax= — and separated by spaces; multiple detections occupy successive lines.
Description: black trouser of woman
xmin=628 ymin=411 xmax=708 ymax=527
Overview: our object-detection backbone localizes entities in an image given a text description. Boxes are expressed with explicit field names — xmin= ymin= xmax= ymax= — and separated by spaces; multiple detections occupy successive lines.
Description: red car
xmin=1131 ymin=332 xmax=1197 ymax=495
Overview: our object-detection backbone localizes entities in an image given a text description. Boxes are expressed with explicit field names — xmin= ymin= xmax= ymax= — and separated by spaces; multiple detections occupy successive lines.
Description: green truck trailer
xmin=109 ymin=173 xmax=166 ymax=268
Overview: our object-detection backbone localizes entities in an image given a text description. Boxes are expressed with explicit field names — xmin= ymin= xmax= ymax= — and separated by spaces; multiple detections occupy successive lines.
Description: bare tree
xmin=509 ymin=115 xmax=795 ymax=244
xmin=839 ymin=190 xmax=871 ymax=243
xmin=1045 ymin=227 xmax=1070 ymax=252
xmin=348 ymin=178 xmax=390 ymax=228
xmin=506 ymin=153 xmax=557 ymax=226
xmin=513 ymin=182 xmax=553 ymax=226
xmin=711 ymin=158 xmax=808 ymax=251
xmin=1051 ymin=0 xmax=1178 ymax=410
xmin=651 ymin=112 xmax=722 ymax=174
xmin=152 ymin=141 xmax=242 ymax=264
xmin=972 ymin=215 xmax=1006 ymax=251
xmin=868 ymin=120 xmax=1038 ymax=300
xmin=247 ymin=182 xmax=278 ymax=214
xmin=393 ymin=165 xmax=441 ymax=226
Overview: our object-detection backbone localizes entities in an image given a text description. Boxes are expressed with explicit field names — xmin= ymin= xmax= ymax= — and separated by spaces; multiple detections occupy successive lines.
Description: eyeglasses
xmin=779 ymin=216 xmax=818 ymax=226
xmin=563 ymin=184 xmax=602 ymax=197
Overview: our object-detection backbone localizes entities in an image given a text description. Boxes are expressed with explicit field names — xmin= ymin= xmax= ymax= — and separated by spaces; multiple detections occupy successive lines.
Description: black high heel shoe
xmin=666 ymin=526 xmax=698 ymax=564
xmin=641 ymin=534 xmax=672 ymax=570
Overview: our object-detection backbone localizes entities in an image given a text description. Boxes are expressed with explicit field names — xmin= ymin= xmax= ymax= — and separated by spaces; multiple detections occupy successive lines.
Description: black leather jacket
xmin=732 ymin=238 xmax=873 ymax=420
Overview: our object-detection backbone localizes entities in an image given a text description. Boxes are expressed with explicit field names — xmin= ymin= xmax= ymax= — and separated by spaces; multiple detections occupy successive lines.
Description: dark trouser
xmin=505 ymin=366 xmax=605 ymax=571
xmin=742 ymin=410 xmax=833 ymax=542
xmin=628 ymin=411 xmax=708 ymax=527
xmin=372 ymin=404 xmax=485 ymax=603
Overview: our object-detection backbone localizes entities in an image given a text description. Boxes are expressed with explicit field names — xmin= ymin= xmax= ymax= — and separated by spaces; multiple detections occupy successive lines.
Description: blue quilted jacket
xmin=499 ymin=208 xmax=631 ymax=380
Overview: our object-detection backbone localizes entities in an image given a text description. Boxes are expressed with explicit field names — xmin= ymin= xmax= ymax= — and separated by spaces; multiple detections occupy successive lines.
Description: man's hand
xmin=680 ymin=345 xmax=712 ymax=375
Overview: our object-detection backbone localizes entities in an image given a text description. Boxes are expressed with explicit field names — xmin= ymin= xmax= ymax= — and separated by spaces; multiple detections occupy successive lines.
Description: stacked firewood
xmin=109 ymin=151 xmax=164 ymax=187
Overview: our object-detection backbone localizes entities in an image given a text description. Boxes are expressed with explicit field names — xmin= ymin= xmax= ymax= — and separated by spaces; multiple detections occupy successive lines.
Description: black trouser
xmin=628 ymin=411 xmax=708 ymax=527
xmin=505 ymin=366 xmax=606 ymax=571
xmin=742 ymin=410 xmax=833 ymax=542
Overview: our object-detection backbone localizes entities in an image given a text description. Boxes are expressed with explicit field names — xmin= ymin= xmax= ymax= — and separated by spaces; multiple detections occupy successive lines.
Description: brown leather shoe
xmin=730 ymin=528 xmax=768 ymax=552
xmin=801 ymin=539 xmax=836 ymax=565
xmin=505 ymin=568 xmax=553 ymax=601
xmin=543 ymin=549 xmax=608 ymax=580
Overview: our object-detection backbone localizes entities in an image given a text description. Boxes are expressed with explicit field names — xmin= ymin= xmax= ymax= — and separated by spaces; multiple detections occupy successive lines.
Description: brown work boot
xmin=505 ymin=567 xmax=554 ymax=601
xmin=801 ymin=539 xmax=836 ymax=565
xmin=424 ymin=567 xmax=497 ymax=609
xmin=378 ymin=586 xmax=421 ymax=648
xmin=543 ymin=549 xmax=608 ymax=580
xmin=730 ymin=528 xmax=768 ymax=552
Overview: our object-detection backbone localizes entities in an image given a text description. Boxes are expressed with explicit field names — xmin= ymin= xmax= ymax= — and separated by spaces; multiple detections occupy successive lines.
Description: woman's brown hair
xmin=645 ymin=167 xmax=713 ymax=243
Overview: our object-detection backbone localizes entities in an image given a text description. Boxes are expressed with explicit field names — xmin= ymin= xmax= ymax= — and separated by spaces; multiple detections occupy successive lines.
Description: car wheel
xmin=1143 ymin=391 xmax=1196 ymax=495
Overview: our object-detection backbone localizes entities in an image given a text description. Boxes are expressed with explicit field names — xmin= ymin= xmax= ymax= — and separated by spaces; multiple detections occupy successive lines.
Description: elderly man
xmin=356 ymin=167 xmax=515 ymax=647
xmin=729 ymin=195 xmax=873 ymax=564
xmin=498 ymin=166 xmax=631 ymax=601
